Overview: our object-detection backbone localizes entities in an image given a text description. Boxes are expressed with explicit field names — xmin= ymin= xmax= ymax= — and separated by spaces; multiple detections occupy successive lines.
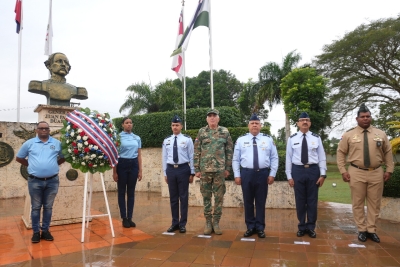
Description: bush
xmin=383 ymin=166 xmax=400 ymax=198
xmin=275 ymin=150 xmax=287 ymax=181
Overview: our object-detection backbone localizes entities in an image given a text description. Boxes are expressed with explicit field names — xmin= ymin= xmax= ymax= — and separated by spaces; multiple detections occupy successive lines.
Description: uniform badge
xmin=311 ymin=142 xmax=315 ymax=145
xmin=352 ymin=134 xmax=361 ymax=141
xmin=373 ymin=134 xmax=382 ymax=142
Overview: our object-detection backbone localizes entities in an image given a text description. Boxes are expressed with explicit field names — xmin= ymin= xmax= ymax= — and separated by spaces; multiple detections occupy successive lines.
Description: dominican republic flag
xmin=44 ymin=0 xmax=53 ymax=55
xmin=171 ymin=0 xmax=209 ymax=57
xmin=171 ymin=8 xmax=184 ymax=80
xmin=15 ymin=0 xmax=22 ymax=33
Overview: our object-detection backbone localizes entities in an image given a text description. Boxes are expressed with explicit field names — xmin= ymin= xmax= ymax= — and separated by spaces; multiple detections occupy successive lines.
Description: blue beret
xmin=249 ymin=113 xmax=260 ymax=121
xmin=299 ymin=112 xmax=310 ymax=118
xmin=171 ymin=115 xmax=181 ymax=123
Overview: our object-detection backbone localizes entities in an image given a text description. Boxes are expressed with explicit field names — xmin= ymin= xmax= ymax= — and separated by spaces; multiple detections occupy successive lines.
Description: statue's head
xmin=44 ymin=52 xmax=71 ymax=77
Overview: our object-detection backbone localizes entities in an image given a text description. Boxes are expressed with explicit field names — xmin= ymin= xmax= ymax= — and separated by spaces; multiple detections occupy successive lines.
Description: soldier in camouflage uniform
xmin=194 ymin=109 xmax=233 ymax=235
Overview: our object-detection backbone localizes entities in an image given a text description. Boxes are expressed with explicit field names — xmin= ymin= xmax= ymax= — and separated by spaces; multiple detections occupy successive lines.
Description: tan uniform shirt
xmin=337 ymin=125 xmax=394 ymax=174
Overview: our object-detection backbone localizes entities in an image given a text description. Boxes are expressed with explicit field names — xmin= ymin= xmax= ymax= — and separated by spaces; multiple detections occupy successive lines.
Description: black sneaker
xmin=122 ymin=218 xmax=130 ymax=228
xmin=128 ymin=219 xmax=136 ymax=227
xmin=31 ymin=232 xmax=40 ymax=243
xmin=41 ymin=231 xmax=54 ymax=241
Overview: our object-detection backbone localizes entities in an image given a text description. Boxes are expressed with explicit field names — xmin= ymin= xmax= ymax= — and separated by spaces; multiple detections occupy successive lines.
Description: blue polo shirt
xmin=119 ymin=131 xmax=141 ymax=159
xmin=16 ymin=136 xmax=63 ymax=177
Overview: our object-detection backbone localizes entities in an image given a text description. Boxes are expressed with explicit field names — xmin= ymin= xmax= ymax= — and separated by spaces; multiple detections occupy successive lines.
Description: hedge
xmin=383 ymin=166 xmax=400 ymax=198
xmin=113 ymin=106 xmax=245 ymax=148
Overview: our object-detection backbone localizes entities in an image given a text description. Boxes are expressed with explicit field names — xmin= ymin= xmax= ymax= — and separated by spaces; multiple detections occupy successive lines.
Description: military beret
xmin=171 ymin=115 xmax=182 ymax=123
xmin=207 ymin=109 xmax=219 ymax=115
xmin=299 ymin=112 xmax=310 ymax=118
xmin=358 ymin=103 xmax=370 ymax=113
xmin=249 ymin=113 xmax=260 ymax=121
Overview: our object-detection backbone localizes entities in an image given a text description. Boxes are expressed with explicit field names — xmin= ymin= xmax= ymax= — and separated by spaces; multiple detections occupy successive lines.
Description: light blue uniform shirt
xmin=119 ymin=131 xmax=141 ymax=159
xmin=232 ymin=133 xmax=279 ymax=177
xmin=285 ymin=131 xmax=327 ymax=179
xmin=16 ymin=136 xmax=63 ymax=177
xmin=162 ymin=133 xmax=195 ymax=176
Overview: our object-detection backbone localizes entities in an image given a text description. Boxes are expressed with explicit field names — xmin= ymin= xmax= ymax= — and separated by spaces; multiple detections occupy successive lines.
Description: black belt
xmin=168 ymin=163 xmax=189 ymax=168
xmin=241 ymin=167 xmax=270 ymax=172
xmin=28 ymin=174 xmax=58 ymax=180
xmin=350 ymin=163 xmax=380 ymax=171
xmin=295 ymin=164 xmax=318 ymax=168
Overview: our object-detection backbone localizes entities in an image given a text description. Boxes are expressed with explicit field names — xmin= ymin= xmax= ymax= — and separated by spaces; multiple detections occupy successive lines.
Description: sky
xmin=0 ymin=0 xmax=399 ymax=137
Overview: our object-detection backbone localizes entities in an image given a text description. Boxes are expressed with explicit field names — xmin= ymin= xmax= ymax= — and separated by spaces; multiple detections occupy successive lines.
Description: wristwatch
xmin=321 ymin=175 xmax=327 ymax=179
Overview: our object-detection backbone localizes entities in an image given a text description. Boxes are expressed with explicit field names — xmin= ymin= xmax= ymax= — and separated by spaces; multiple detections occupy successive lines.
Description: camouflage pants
xmin=200 ymin=171 xmax=226 ymax=221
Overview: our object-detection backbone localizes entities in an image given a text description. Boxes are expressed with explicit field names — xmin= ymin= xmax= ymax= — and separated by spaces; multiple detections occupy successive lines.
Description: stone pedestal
xmin=22 ymin=105 xmax=85 ymax=229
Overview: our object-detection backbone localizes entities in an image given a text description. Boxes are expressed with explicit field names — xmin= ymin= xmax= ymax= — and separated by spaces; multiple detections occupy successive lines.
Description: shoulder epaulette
xmin=183 ymin=134 xmax=191 ymax=138
xmin=261 ymin=133 xmax=270 ymax=137
xmin=164 ymin=135 xmax=172 ymax=140
xmin=290 ymin=133 xmax=297 ymax=138
xmin=346 ymin=127 xmax=355 ymax=132
xmin=311 ymin=132 xmax=320 ymax=138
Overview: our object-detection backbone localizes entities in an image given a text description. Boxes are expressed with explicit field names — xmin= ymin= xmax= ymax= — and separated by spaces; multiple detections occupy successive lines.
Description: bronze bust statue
xmin=28 ymin=52 xmax=88 ymax=106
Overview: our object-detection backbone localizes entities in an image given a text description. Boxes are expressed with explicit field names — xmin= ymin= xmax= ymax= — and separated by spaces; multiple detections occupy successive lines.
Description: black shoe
xmin=367 ymin=232 xmax=380 ymax=243
xmin=179 ymin=226 xmax=186 ymax=233
xmin=128 ymin=219 xmax=136 ymax=227
xmin=257 ymin=230 xmax=266 ymax=238
xmin=167 ymin=225 xmax=179 ymax=232
xmin=41 ymin=231 xmax=54 ymax=241
xmin=244 ymin=229 xmax=255 ymax=237
xmin=297 ymin=230 xmax=305 ymax=237
xmin=306 ymin=229 xmax=316 ymax=238
xmin=122 ymin=218 xmax=130 ymax=228
xmin=358 ymin=231 xmax=367 ymax=242
xmin=31 ymin=232 xmax=40 ymax=243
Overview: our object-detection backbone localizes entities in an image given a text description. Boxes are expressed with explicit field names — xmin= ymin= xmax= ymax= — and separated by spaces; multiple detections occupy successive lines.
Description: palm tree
xmin=119 ymin=80 xmax=181 ymax=116
xmin=255 ymin=50 xmax=302 ymax=140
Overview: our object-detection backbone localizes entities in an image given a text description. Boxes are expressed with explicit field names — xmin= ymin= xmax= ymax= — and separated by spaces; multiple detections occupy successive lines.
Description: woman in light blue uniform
xmin=113 ymin=117 xmax=142 ymax=228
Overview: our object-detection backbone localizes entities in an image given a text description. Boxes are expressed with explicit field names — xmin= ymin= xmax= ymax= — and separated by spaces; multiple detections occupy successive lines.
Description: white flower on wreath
xmin=70 ymin=132 xmax=75 ymax=137
xmin=76 ymin=136 xmax=82 ymax=141
xmin=77 ymin=128 xmax=83 ymax=133
xmin=90 ymin=154 xmax=96 ymax=159
xmin=93 ymin=164 xmax=97 ymax=168
xmin=99 ymin=123 xmax=103 ymax=127
xmin=89 ymin=145 xmax=93 ymax=149
xmin=66 ymin=125 xmax=70 ymax=130
xmin=84 ymin=155 xmax=90 ymax=160
xmin=72 ymin=156 xmax=75 ymax=160
xmin=78 ymin=143 xmax=83 ymax=148
xmin=66 ymin=140 xmax=69 ymax=144
xmin=82 ymin=136 xmax=88 ymax=141
xmin=100 ymin=163 xmax=104 ymax=166
xmin=84 ymin=141 xmax=88 ymax=146
xmin=81 ymin=162 xmax=86 ymax=166
xmin=94 ymin=145 xmax=98 ymax=150
xmin=98 ymin=155 xmax=103 ymax=159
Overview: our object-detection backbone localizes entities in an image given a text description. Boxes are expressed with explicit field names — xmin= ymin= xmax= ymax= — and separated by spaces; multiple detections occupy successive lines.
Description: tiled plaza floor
xmin=0 ymin=191 xmax=400 ymax=266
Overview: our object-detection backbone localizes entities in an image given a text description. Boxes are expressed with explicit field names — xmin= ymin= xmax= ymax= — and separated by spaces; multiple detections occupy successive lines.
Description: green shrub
xmin=383 ymin=166 xmax=400 ymax=198
xmin=275 ymin=150 xmax=287 ymax=181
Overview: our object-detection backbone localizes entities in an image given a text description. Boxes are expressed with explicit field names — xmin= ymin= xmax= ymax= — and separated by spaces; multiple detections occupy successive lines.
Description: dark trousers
xmin=166 ymin=164 xmax=190 ymax=226
xmin=240 ymin=168 xmax=270 ymax=231
xmin=117 ymin=158 xmax=139 ymax=219
xmin=292 ymin=164 xmax=320 ymax=231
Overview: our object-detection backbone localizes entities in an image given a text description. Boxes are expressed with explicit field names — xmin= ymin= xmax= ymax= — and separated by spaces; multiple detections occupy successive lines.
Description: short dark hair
xmin=357 ymin=110 xmax=371 ymax=117
xmin=121 ymin=117 xmax=132 ymax=124
xmin=36 ymin=121 xmax=49 ymax=128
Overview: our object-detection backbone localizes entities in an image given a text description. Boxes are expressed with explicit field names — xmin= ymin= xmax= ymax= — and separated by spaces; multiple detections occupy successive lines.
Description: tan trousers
xmin=348 ymin=165 xmax=384 ymax=233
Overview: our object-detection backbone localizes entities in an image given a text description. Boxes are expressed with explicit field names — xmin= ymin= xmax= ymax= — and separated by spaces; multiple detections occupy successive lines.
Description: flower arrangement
xmin=60 ymin=107 xmax=120 ymax=173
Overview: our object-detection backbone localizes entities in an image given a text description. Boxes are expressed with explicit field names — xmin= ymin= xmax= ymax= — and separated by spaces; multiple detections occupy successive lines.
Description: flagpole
xmin=208 ymin=0 xmax=214 ymax=109
xmin=182 ymin=0 xmax=187 ymax=131
xmin=17 ymin=1 xmax=23 ymax=123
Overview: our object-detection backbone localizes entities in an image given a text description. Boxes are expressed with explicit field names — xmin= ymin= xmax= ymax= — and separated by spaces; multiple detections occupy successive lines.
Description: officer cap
xmin=249 ymin=113 xmax=260 ymax=121
xmin=299 ymin=112 xmax=310 ymax=119
xmin=358 ymin=103 xmax=370 ymax=113
xmin=171 ymin=115 xmax=181 ymax=123
xmin=207 ymin=109 xmax=219 ymax=115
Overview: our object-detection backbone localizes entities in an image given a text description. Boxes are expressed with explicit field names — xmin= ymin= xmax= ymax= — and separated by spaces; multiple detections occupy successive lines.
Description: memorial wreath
xmin=60 ymin=108 xmax=120 ymax=173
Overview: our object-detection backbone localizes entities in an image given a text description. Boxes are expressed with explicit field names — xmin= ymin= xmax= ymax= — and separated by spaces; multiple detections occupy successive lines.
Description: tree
xmin=256 ymin=50 xmax=302 ymax=139
xmin=173 ymin=69 xmax=243 ymax=109
xmin=375 ymin=103 xmax=400 ymax=139
xmin=314 ymin=16 xmax=400 ymax=125
xmin=236 ymin=79 xmax=269 ymax=121
xmin=281 ymin=67 xmax=332 ymax=136
xmin=119 ymin=80 xmax=181 ymax=115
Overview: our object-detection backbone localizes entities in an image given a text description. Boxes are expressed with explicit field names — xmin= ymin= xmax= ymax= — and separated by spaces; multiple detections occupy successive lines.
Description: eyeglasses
xmin=37 ymin=127 xmax=50 ymax=131
xmin=298 ymin=119 xmax=310 ymax=122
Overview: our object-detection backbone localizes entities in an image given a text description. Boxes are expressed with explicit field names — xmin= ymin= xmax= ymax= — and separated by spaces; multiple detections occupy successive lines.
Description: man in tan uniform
xmin=337 ymin=104 xmax=393 ymax=243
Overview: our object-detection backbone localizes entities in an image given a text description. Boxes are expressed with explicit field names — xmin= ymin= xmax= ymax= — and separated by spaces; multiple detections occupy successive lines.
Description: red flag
xmin=171 ymin=8 xmax=184 ymax=80
xmin=15 ymin=0 xmax=22 ymax=33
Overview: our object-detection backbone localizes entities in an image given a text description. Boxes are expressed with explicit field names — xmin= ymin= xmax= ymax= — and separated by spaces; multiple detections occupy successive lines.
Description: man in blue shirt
xmin=162 ymin=115 xmax=195 ymax=233
xmin=16 ymin=121 xmax=65 ymax=243
xmin=285 ymin=112 xmax=327 ymax=238
xmin=232 ymin=113 xmax=279 ymax=238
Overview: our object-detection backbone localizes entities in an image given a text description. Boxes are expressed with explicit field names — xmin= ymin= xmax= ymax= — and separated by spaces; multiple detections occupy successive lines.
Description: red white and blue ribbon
xmin=66 ymin=110 xmax=118 ymax=167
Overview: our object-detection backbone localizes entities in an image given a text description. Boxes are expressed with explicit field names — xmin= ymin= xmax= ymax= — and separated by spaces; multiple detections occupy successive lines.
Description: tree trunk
xmin=285 ymin=113 xmax=291 ymax=141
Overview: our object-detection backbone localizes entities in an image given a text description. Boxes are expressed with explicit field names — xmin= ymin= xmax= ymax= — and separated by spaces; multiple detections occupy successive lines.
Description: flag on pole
xmin=14 ymin=0 xmax=22 ymax=33
xmin=171 ymin=8 xmax=184 ymax=80
xmin=170 ymin=0 xmax=209 ymax=57
xmin=44 ymin=0 xmax=53 ymax=55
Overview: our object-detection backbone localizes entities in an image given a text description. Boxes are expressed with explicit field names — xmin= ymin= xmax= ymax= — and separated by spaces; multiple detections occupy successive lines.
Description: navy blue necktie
xmin=301 ymin=134 xmax=308 ymax=165
xmin=253 ymin=137 xmax=259 ymax=170
xmin=173 ymin=136 xmax=178 ymax=163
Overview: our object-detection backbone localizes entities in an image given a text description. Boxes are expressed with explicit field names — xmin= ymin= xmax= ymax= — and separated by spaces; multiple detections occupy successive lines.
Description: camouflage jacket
xmin=194 ymin=125 xmax=233 ymax=173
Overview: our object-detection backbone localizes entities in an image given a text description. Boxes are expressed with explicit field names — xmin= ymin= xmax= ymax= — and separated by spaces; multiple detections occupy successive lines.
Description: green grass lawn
xmin=318 ymin=163 xmax=352 ymax=204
